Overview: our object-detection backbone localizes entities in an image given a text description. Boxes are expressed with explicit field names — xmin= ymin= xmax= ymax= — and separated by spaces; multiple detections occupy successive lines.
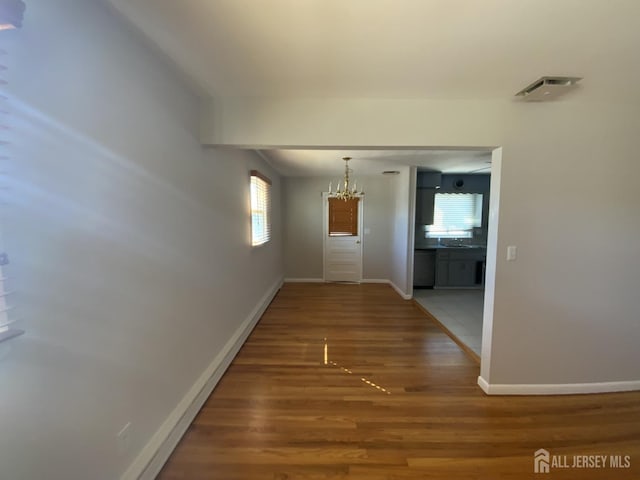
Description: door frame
xmin=322 ymin=192 xmax=364 ymax=282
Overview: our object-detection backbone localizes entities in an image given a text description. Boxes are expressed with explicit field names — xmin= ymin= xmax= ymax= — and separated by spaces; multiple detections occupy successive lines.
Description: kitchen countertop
xmin=415 ymin=245 xmax=486 ymax=250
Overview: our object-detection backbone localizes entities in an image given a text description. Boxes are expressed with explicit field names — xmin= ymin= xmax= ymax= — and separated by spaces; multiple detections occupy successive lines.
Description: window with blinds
xmin=250 ymin=171 xmax=271 ymax=246
xmin=328 ymin=197 xmax=359 ymax=236
xmin=0 ymin=46 xmax=21 ymax=342
xmin=426 ymin=193 xmax=483 ymax=238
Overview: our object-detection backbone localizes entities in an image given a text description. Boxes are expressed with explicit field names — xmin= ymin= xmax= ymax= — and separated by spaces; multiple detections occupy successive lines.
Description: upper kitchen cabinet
xmin=416 ymin=188 xmax=435 ymax=225
xmin=417 ymin=172 xmax=442 ymax=189
xmin=415 ymin=172 xmax=441 ymax=226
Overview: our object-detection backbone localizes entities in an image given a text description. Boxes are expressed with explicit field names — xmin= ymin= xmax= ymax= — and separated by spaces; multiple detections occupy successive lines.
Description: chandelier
xmin=328 ymin=157 xmax=364 ymax=201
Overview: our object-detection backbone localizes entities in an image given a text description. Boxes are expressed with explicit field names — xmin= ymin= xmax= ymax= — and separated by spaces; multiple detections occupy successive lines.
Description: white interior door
xmin=323 ymin=193 xmax=363 ymax=282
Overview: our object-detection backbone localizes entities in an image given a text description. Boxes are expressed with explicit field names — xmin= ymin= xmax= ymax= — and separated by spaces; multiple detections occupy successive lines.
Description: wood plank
xmin=158 ymin=283 xmax=640 ymax=479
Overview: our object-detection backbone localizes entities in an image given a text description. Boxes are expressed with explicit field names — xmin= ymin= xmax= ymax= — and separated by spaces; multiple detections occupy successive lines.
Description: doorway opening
xmin=255 ymin=146 xmax=502 ymax=376
xmin=411 ymin=148 xmax=501 ymax=370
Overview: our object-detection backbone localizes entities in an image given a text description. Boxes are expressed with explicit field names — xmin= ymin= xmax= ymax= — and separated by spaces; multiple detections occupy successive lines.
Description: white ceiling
xmin=109 ymin=0 xmax=640 ymax=100
xmin=107 ymin=0 xmax=640 ymax=175
xmin=259 ymin=149 xmax=492 ymax=177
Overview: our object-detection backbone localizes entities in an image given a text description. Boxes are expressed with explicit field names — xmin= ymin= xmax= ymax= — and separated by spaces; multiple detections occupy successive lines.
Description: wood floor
xmin=158 ymin=283 xmax=640 ymax=479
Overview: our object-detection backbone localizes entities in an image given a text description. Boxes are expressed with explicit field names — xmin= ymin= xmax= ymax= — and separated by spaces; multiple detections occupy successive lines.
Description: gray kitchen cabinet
xmin=413 ymin=249 xmax=436 ymax=287
xmin=436 ymin=252 xmax=450 ymax=286
xmin=417 ymin=172 xmax=442 ymax=188
xmin=435 ymin=248 xmax=486 ymax=288
xmin=415 ymin=188 xmax=435 ymax=226
xmin=447 ymin=259 xmax=476 ymax=286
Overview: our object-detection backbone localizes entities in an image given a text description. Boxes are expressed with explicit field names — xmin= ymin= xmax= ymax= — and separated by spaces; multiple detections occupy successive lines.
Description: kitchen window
xmin=426 ymin=193 xmax=483 ymax=239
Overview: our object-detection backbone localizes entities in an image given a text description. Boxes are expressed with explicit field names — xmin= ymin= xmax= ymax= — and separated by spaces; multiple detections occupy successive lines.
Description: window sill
xmin=0 ymin=328 xmax=24 ymax=344
xmin=252 ymin=240 xmax=271 ymax=248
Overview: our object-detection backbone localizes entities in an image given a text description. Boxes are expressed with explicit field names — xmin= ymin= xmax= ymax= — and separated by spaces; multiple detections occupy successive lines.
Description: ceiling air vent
xmin=515 ymin=76 xmax=582 ymax=101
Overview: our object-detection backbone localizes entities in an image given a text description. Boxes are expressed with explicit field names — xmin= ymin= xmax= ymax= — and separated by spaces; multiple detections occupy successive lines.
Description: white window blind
xmin=328 ymin=197 xmax=359 ymax=237
xmin=426 ymin=193 xmax=483 ymax=238
xmin=0 ymin=46 xmax=21 ymax=343
xmin=250 ymin=170 xmax=271 ymax=246
xmin=0 ymin=267 xmax=19 ymax=342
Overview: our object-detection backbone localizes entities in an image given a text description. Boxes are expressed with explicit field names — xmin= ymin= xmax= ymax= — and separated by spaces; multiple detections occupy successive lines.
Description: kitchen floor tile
xmin=413 ymin=289 xmax=484 ymax=356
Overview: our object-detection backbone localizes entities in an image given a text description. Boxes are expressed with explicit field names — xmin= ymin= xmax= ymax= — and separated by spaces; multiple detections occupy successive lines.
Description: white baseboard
xmin=478 ymin=375 xmax=640 ymax=395
xmin=389 ymin=280 xmax=412 ymax=300
xmin=477 ymin=375 xmax=490 ymax=393
xmin=122 ymin=277 xmax=284 ymax=480
xmin=361 ymin=278 xmax=389 ymax=284
xmin=284 ymin=278 xmax=324 ymax=283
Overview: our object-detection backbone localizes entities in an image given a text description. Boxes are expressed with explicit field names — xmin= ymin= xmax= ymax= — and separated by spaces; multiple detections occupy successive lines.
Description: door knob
xmin=356 ymin=240 xmax=361 ymax=244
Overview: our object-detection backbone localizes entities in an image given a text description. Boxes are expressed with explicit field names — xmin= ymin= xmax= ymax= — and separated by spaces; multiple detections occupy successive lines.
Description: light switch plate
xmin=507 ymin=246 xmax=517 ymax=261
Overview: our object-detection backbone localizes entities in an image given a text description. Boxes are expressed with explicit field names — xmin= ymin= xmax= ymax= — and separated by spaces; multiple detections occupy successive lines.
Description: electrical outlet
xmin=117 ymin=422 xmax=132 ymax=455
xmin=0 ymin=253 xmax=8 ymax=266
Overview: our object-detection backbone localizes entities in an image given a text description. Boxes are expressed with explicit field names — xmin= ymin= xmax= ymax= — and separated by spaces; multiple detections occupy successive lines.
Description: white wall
xmin=490 ymin=102 xmax=639 ymax=385
xmin=200 ymin=95 xmax=640 ymax=390
xmin=0 ymin=1 xmax=283 ymax=479
xmin=201 ymin=97 xmax=508 ymax=147
xmin=283 ymin=176 xmax=392 ymax=280
xmin=388 ymin=167 xmax=414 ymax=297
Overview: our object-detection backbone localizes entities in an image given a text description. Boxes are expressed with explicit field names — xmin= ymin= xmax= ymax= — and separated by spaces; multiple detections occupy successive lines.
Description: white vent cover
xmin=515 ymin=76 xmax=582 ymax=101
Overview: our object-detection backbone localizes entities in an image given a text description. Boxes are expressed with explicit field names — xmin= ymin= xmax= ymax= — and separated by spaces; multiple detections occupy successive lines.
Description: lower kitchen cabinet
xmin=435 ymin=248 xmax=486 ymax=288
xmin=436 ymin=256 xmax=449 ymax=286
xmin=448 ymin=259 xmax=476 ymax=286
xmin=414 ymin=249 xmax=436 ymax=287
